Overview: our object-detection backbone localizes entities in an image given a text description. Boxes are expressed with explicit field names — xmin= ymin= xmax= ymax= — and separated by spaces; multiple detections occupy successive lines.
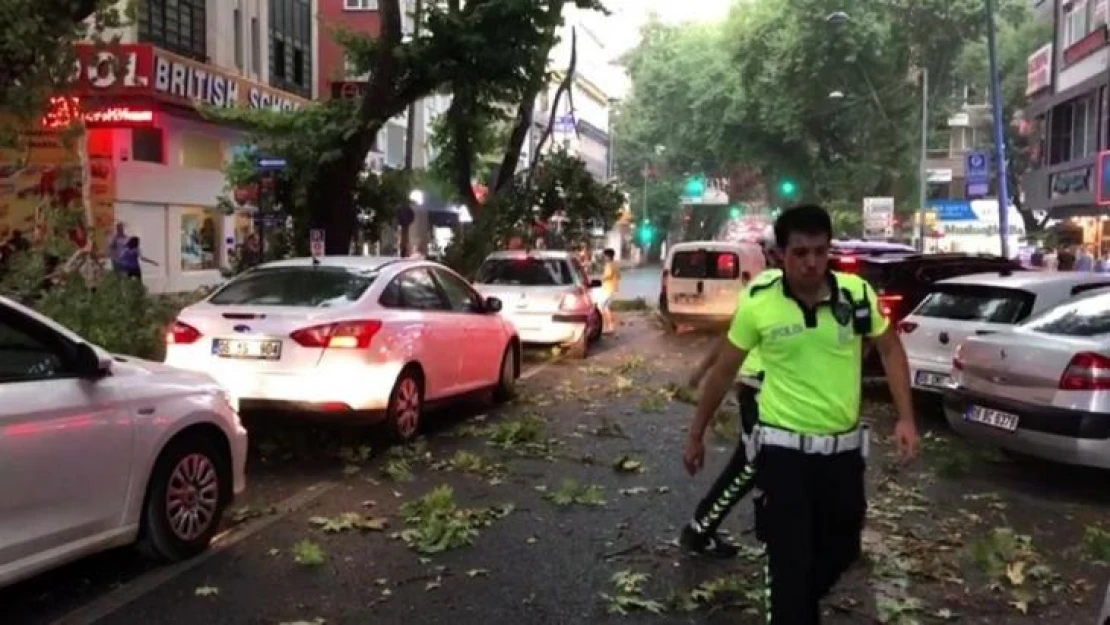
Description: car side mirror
xmin=75 ymin=342 xmax=111 ymax=378
xmin=589 ymin=279 xmax=602 ymax=288
xmin=484 ymin=296 xmax=503 ymax=313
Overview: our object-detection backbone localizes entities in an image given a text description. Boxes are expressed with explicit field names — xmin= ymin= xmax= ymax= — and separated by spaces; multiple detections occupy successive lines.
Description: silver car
xmin=945 ymin=288 xmax=1110 ymax=469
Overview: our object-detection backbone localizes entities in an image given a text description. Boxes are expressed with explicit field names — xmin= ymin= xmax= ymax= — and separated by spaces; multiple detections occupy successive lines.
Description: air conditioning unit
xmin=367 ymin=152 xmax=385 ymax=174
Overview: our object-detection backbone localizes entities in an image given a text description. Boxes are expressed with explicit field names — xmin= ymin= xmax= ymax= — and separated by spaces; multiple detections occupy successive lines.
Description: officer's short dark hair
xmin=603 ymin=248 xmax=615 ymax=259
xmin=773 ymin=204 xmax=833 ymax=249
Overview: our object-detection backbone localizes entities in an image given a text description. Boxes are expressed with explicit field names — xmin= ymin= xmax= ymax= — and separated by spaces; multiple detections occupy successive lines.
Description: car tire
xmin=587 ymin=308 xmax=603 ymax=344
xmin=493 ymin=343 xmax=517 ymax=403
xmin=385 ymin=367 xmax=424 ymax=443
xmin=138 ymin=434 xmax=229 ymax=562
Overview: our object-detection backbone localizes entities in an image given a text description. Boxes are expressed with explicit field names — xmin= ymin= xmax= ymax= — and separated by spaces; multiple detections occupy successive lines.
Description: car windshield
xmin=475 ymin=258 xmax=574 ymax=286
xmin=913 ymin=284 xmax=1033 ymax=323
xmin=208 ymin=266 xmax=378 ymax=307
xmin=1022 ymin=289 xmax=1110 ymax=337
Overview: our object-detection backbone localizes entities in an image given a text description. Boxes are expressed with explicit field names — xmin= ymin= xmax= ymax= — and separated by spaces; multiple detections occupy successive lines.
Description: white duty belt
xmin=750 ymin=424 xmax=870 ymax=458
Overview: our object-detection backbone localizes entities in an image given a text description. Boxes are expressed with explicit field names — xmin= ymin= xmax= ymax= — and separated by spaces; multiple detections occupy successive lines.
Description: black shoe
xmin=679 ymin=525 xmax=740 ymax=558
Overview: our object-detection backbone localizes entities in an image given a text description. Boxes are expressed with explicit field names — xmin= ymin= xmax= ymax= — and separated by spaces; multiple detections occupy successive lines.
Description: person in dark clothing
xmin=118 ymin=236 xmax=158 ymax=280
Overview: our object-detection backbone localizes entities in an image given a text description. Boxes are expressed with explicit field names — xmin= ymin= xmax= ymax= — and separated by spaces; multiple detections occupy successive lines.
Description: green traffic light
xmin=729 ymin=205 xmax=742 ymax=219
xmin=780 ymin=180 xmax=797 ymax=196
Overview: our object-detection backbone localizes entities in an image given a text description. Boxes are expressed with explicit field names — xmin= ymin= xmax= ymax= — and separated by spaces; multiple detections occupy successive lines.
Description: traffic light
xmin=729 ymin=204 xmax=742 ymax=219
xmin=639 ymin=220 xmax=655 ymax=245
xmin=683 ymin=175 xmax=706 ymax=198
xmin=779 ymin=179 xmax=797 ymax=198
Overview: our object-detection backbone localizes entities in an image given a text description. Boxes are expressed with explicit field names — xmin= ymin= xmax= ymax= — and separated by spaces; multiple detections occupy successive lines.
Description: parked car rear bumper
xmin=944 ymin=387 xmax=1110 ymax=469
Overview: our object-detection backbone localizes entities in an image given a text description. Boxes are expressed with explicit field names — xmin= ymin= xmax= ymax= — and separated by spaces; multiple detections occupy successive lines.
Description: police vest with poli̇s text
xmin=725 ymin=270 xmax=889 ymax=435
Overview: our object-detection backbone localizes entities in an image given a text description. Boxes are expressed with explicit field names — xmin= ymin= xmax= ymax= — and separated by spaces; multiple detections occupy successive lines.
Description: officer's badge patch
xmin=833 ymin=301 xmax=852 ymax=326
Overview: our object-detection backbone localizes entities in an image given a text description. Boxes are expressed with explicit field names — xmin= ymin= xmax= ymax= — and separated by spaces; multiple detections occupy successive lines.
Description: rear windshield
xmin=208 ymin=267 xmax=377 ymax=307
xmin=670 ymin=251 xmax=740 ymax=280
xmin=475 ymin=258 xmax=574 ymax=286
xmin=913 ymin=284 xmax=1034 ymax=323
xmin=1022 ymin=290 xmax=1110 ymax=336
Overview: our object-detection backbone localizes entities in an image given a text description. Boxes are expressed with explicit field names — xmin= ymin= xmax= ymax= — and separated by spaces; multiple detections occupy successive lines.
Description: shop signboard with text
xmin=1025 ymin=43 xmax=1052 ymax=96
xmin=71 ymin=44 xmax=309 ymax=112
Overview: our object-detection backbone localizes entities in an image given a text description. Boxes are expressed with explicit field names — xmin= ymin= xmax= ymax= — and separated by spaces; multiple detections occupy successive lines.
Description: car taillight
xmin=878 ymin=293 xmax=902 ymax=318
xmin=290 ymin=320 xmax=383 ymax=349
xmin=952 ymin=343 xmax=964 ymax=370
xmin=560 ymin=290 xmax=591 ymax=312
xmin=836 ymin=256 xmax=859 ymax=273
xmin=1059 ymin=352 xmax=1110 ymax=390
xmin=167 ymin=321 xmax=201 ymax=345
xmin=897 ymin=321 xmax=917 ymax=334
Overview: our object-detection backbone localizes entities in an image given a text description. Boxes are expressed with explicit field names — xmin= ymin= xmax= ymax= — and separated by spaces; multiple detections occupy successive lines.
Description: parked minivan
xmin=659 ymin=241 xmax=766 ymax=330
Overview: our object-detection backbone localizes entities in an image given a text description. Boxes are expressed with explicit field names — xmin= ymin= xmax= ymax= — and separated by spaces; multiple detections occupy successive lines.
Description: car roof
xmin=670 ymin=240 xmax=762 ymax=251
xmin=484 ymin=250 xmax=576 ymax=260
xmin=861 ymin=253 xmax=1011 ymax=264
xmin=833 ymin=240 xmax=916 ymax=252
xmin=938 ymin=271 xmax=1110 ymax=289
xmin=255 ymin=256 xmax=406 ymax=271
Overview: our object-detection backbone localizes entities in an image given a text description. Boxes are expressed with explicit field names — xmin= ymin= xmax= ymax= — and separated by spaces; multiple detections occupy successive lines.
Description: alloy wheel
xmin=165 ymin=453 xmax=219 ymax=541
xmin=394 ymin=377 xmax=422 ymax=438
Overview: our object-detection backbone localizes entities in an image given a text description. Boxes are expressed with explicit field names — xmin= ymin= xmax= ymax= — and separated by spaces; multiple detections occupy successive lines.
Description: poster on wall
xmin=0 ymin=127 xmax=115 ymax=253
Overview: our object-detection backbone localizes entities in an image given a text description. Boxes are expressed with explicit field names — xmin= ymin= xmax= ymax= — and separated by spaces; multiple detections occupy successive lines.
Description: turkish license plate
xmin=964 ymin=404 xmax=1019 ymax=432
xmin=914 ymin=370 xmax=951 ymax=388
xmin=673 ymin=293 xmax=703 ymax=304
xmin=212 ymin=338 xmax=282 ymax=360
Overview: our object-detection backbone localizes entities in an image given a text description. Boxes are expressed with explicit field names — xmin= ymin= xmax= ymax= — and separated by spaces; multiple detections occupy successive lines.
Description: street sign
xmin=310 ymin=228 xmax=325 ymax=258
xmin=862 ymin=197 xmax=895 ymax=239
xmin=965 ymin=150 xmax=990 ymax=198
xmin=256 ymin=156 xmax=287 ymax=171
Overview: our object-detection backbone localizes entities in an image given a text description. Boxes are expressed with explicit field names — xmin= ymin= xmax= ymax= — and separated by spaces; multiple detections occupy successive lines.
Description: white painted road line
xmin=50 ymin=482 xmax=338 ymax=625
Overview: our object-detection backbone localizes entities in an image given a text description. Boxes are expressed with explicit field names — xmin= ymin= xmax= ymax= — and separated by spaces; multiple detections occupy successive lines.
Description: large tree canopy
xmin=615 ymin=0 xmax=1046 ymax=236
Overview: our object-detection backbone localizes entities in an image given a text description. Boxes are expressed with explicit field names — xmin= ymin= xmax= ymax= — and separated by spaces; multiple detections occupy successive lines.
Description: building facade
xmin=1023 ymin=0 xmax=1109 ymax=254
xmin=0 ymin=0 xmax=320 ymax=293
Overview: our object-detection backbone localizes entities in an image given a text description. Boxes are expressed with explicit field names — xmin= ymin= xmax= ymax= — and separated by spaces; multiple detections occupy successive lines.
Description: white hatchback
xmin=165 ymin=256 xmax=521 ymax=441
xmin=899 ymin=271 xmax=1110 ymax=393
xmin=472 ymin=250 xmax=602 ymax=357
xmin=0 ymin=296 xmax=247 ymax=588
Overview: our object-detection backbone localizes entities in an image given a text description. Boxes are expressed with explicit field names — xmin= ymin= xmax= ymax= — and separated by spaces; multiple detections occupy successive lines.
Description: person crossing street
xmin=684 ymin=205 xmax=919 ymax=624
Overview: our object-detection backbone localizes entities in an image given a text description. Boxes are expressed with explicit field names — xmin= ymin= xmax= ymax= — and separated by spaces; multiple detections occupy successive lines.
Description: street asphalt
xmin=5 ymin=313 xmax=1110 ymax=625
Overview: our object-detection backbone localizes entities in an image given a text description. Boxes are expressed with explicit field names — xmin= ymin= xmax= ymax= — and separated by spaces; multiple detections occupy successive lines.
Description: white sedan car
xmin=165 ymin=256 xmax=521 ymax=442
xmin=473 ymin=250 xmax=602 ymax=357
xmin=0 ymin=296 xmax=247 ymax=588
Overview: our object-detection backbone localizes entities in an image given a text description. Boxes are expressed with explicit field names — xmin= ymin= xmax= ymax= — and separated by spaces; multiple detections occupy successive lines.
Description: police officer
xmin=679 ymin=234 xmax=781 ymax=558
xmin=684 ymin=205 xmax=919 ymax=624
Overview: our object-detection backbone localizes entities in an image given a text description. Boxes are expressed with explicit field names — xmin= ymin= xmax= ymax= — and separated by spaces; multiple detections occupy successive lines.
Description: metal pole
xmin=986 ymin=0 xmax=1011 ymax=259
xmin=917 ymin=68 xmax=928 ymax=251
xmin=401 ymin=0 xmax=423 ymax=257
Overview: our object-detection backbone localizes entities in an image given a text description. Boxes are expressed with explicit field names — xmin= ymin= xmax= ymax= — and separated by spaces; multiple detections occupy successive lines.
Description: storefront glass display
xmin=180 ymin=206 xmax=221 ymax=270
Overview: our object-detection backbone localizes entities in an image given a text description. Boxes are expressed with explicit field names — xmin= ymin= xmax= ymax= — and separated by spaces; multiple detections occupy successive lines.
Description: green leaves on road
xmin=542 ymin=479 xmax=606 ymax=507
xmin=397 ymin=486 xmax=514 ymax=555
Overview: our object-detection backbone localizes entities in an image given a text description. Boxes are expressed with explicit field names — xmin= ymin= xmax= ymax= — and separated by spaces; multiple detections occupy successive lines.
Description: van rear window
xmin=671 ymin=251 xmax=740 ymax=280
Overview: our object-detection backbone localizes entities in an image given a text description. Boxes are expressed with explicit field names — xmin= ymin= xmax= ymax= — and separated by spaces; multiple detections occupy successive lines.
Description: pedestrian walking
xmin=599 ymin=248 xmax=621 ymax=334
xmin=684 ymin=204 xmax=919 ymax=624
xmin=117 ymin=236 xmax=158 ymax=281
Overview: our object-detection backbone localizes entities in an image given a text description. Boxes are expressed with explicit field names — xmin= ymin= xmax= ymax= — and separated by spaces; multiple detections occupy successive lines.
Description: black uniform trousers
xmin=754 ymin=441 xmax=867 ymax=625
xmin=690 ymin=381 xmax=761 ymax=534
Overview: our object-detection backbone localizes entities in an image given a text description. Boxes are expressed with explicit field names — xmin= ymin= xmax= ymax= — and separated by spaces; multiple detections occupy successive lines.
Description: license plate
xmin=914 ymin=371 xmax=950 ymax=388
xmin=964 ymin=405 xmax=1019 ymax=432
xmin=211 ymin=338 xmax=282 ymax=360
xmin=672 ymin=293 xmax=703 ymax=304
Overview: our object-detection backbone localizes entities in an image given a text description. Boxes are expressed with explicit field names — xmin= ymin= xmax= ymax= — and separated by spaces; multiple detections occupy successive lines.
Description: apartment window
xmin=138 ymin=0 xmax=207 ymax=62
xmin=1049 ymin=103 xmax=1074 ymax=164
xmin=269 ymin=0 xmax=313 ymax=98
xmin=345 ymin=0 xmax=378 ymax=9
xmin=234 ymin=9 xmax=243 ymax=70
xmin=131 ymin=128 xmax=164 ymax=164
xmin=1072 ymin=94 xmax=1099 ymax=159
xmin=1065 ymin=0 xmax=1092 ymax=47
xmin=251 ymin=17 xmax=261 ymax=73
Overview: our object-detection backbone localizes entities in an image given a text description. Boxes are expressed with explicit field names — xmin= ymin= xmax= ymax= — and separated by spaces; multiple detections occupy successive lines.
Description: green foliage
xmin=616 ymin=0 xmax=1041 ymax=220
xmin=0 ymin=1 xmax=133 ymax=140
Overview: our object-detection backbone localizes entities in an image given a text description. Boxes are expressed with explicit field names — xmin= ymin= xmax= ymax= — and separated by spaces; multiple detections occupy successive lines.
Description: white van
xmin=660 ymin=241 xmax=767 ymax=329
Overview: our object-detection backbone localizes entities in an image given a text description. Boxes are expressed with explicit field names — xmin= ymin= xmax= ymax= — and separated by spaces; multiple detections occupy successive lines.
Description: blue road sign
xmin=256 ymin=156 xmax=287 ymax=171
xmin=965 ymin=150 xmax=989 ymax=182
xmin=966 ymin=181 xmax=989 ymax=197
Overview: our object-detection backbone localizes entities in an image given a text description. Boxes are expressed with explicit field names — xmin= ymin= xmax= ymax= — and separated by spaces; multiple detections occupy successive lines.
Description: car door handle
xmin=137 ymin=406 xmax=155 ymax=415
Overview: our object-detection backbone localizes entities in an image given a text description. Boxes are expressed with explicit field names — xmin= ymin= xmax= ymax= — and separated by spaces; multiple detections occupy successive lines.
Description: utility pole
xmin=917 ymin=67 xmax=928 ymax=251
xmin=401 ymin=0 xmax=423 ymax=257
xmin=986 ymin=0 xmax=1011 ymax=259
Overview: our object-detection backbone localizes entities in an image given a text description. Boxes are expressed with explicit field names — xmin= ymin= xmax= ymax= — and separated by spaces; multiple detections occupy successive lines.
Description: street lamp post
xmin=986 ymin=0 xmax=1011 ymax=258
xmin=401 ymin=0 xmax=424 ymax=257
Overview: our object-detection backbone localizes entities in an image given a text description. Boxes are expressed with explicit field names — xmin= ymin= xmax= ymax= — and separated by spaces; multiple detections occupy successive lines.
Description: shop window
xmin=138 ymin=0 xmax=207 ymax=62
xmin=180 ymin=133 xmax=224 ymax=170
xmin=180 ymin=207 xmax=222 ymax=271
xmin=131 ymin=128 xmax=164 ymax=163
